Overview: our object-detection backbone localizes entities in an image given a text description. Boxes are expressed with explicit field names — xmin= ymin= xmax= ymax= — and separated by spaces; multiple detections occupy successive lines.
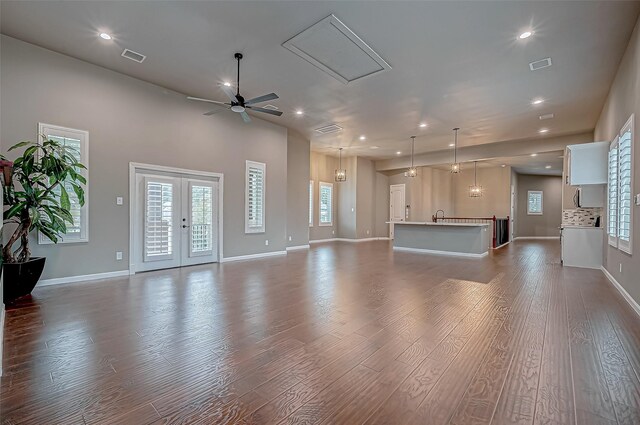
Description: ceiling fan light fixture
xmin=231 ymin=105 xmax=245 ymax=113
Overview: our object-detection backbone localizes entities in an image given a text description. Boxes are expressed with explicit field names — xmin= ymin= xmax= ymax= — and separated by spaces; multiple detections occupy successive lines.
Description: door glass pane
xmin=145 ymin=181 xmax=173 ymax=257
xmin=191 ymin=185 xmax=213 ymax=252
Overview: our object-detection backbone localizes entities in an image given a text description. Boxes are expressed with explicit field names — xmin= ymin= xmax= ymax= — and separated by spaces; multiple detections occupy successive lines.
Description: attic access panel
xmin=282 ymin=14 xmax=391 ymax=84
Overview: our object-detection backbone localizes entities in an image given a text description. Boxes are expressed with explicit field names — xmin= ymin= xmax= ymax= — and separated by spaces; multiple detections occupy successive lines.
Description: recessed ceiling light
xmin=519 ymin=31 xmax=533 ymax=40
xmin=531 ymin=98 xmax=544 ymax=105
xmin=449 ymin=143 xmax=455 ymax=147
xmin=295 ymin=110 xmax=304 ymax=115
xmin=539 ymin=128 xmax=549 ymax=134
xmin=545 ymin=165 xmax=552 ymax=169
xmin=370 ymin=146 xmax=379 ymax=149
xmin=396 ymin=151 xmax=402 ymax=155
xmin=99 ymin=32 xmax=112 ymax=40
xmin=501 ymin=164 xmax=507 ymax=168
xmin=223 ymin=81 xmax=232 ymax=87
xmin=419 ymin=123 xmax=427 ymax=128
xmin=531 ymin=153 xmax=538 ymax=157
xmin=359 ymin=135 xmax=366 ymax=140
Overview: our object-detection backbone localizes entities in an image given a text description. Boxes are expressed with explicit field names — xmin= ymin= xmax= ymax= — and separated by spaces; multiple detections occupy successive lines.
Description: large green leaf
xmin=59 ymin=184 xmax=70 ymax=211
xmin=8 ymin=141 xmax=32 ymax=151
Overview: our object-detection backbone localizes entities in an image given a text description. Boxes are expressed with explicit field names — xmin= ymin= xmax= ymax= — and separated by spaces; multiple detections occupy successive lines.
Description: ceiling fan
xmin=188 ymin=53 xmax=282 ymax=123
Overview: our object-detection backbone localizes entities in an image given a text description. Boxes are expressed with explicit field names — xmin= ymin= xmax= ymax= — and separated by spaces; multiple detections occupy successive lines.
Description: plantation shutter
xmin=608 ymin=138 xmax=619 ymax=247
xmin=618 ymin=117 xmax=633 ymax=253
xmin=246 ymin=161 xmax=266 ymax=233
xmin=144 ymin=180 xmax=174 ymax=260
xmin=309 ymin=181 xmax=314 ymax=226
xmin=319 ymin=182 xmax=333 ymax=225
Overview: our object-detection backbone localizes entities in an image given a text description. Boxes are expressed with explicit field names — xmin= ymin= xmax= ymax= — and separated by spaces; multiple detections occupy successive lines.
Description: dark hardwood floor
xmin=2 ymin=240 xmax=640 ymax=424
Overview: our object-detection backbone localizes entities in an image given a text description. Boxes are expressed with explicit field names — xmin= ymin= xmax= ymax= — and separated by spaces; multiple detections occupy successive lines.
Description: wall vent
xmin=529 ymin=57 xmax=552 ymax=71
xmin=539 ymin=113 xmax=555 ymax=120
xmin=121 ymin=49 xmax=146 ymax=63
xmin=315 ymin=124 xmax=343 ymax=134
xmin=262 ymin=104 xmax=279 ymax=111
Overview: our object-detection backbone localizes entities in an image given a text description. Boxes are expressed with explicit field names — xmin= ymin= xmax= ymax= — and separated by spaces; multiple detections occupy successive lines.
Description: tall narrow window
xmin=608 ymin=137 xmax=619 ymax=247
xmin=38 ymin=123 xmax=89 ymax=244
xmin=319 ymin=182 xmax=333 ymax=226
xmin=309 ymin=180 xmax=314 ymax=227
xmin=618 ymin=115 xmax=634 ymax=254
xmin=527 ymin=191 xmax=543 ymax=215
xmin=245 ymin=160 xmax=266 ymax=233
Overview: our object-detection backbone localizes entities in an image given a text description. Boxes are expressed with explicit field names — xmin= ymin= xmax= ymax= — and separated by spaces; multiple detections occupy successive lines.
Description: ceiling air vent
xmin=282 ymin=14 xmax=391 ymax=84
xmin=315 ymin=124 xmax=343 ymax=134
xmin=539 ymin=113 xmax=555 ymax=120
xmin=529 ymin=57 xmax=552 ymax=71
xmin=262 ymin=105 xmax=279 ymax=111
xmin=121 ymin=49 xmax=146 ymax=63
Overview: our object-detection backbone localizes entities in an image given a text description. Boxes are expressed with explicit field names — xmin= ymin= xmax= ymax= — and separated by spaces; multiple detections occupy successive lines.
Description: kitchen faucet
xmin=433 ymin=209 xmax=445 ymax=222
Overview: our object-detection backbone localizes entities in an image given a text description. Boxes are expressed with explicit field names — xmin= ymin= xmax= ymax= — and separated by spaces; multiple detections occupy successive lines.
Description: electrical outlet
xmin=116 ymin=196 xmax=123 ymax=205
xmin=288 ymin=236 xmax=292 ymax=242
xmin=265 ymin=240 xmax=269 ymax=246
xmin=116 ymin=251 xmax=123 ymax=260
xmin=635 ymin=193 xmax=640 ymax=206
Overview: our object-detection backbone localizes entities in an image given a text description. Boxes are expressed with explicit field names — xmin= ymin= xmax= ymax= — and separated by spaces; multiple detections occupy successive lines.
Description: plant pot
xmin=3 ymin=257 xmax=46 ymax=304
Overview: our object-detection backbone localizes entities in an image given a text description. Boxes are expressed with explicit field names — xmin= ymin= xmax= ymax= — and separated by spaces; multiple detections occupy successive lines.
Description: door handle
xmin=182 ymin=224 xmax=190 ymax=228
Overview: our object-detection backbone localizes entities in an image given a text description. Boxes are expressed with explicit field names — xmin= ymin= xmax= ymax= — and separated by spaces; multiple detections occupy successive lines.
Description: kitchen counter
xmin=561 ymin=226 xmax=603 ymax=269
xmin=388 ymin=221 xmax=491 ymax=258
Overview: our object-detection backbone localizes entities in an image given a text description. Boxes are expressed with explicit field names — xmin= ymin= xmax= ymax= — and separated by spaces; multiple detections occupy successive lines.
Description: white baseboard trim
xmin=310 ymin=237 xmax=389 ymax=244
xmin=393 ymin=246 xmax=489 ymax=258
xmin=221 ymin=251 xmax=287 ymax=263
xmin=513 ymin=236 xmax=560 ymax=240
xmin=38 ymin=270 xmax=131 ymax=287
xmin=286 ymin=245 xmax=310 ymax=251
xmin=601 ymin=266 xmax=640 ymax=318
xmin=494 ymin=241 xmax=511 ymax=249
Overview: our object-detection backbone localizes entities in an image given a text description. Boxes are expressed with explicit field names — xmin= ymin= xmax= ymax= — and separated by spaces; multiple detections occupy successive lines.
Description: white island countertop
xmin=386 ymin=221 xmax=491 ymax=227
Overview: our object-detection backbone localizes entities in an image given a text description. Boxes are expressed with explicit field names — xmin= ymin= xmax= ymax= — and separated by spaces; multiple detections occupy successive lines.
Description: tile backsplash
xmin=562 ymin=208 xmax=602 ymax=226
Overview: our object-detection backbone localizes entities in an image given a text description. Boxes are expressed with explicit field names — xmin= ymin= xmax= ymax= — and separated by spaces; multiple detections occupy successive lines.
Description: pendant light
xmin=451 ymin=127 xmax=461 ymax=173
xmin=405 ymin=136 xmax=418 ymax=178
xmin=335 ymin=148 xmax=346 ymax=182
xmin=469 ymin=161 xmax=482 ymax=197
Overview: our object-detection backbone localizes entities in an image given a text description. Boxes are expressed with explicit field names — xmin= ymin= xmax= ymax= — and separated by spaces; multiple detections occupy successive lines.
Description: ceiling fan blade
xmin=220 ymin=84 xmax=239 ymax=103
xmin=240 ymin=111 xmax=252 ymax=123
xmin=246 ymin=106 xmax=283 ymax=116
xmin=244 ymin=92 xmax=279 ymax=105
xmin=203 ymin=106 xmax=229 ymax=116
xmin=187 ymin=96 xmax=228 ymax=105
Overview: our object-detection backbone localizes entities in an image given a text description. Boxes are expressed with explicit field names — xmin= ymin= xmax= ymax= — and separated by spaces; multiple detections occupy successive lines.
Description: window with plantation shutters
xmin=608 ymin=138 xmax=619 ymax=247
xmin=309 ymin=181 xmax=314 ymax=227
xmin=608 ymin=114 xmax=634 ymax=254
xmin=144 ymin=180 xmax=174 ymax=259
xmin=38 ymin=123 xmax=89 ymax=244
xmin=319 ymin=182 xmax=333 ymax=226
xmin=618 ymin=116 xmax=634 ymax=253
xmin=245 ymin=161 xmax=266 ymax=233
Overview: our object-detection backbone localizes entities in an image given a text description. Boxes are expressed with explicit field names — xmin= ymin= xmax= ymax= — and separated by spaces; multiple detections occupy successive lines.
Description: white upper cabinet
xmin=566 ymin=141 xmax=609 ymax=185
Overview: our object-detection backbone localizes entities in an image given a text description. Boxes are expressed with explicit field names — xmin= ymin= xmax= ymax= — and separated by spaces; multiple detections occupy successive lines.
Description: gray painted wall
xmin=309 ymin=152 xmax=338 ymax=240
xmin=374 ymin=172 xmax=390 ymax=237
xmin=286 ymin=130 xmax=310 ymax=247
xmin=1 ymin=35 xmax=294 ymax=279
xmin=595 ymin=15 xmax=640 ymax=305
xmin=515 ymin=174 xmax=562 ymax=237
xmin=337 ymin=156 xmax=357 ymax=239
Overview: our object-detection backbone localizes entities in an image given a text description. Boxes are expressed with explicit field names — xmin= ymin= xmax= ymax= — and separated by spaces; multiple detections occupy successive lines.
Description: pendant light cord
xmin=453 ymin=128 xmax=459 ymax=163
xmin=339 ymin=148 xmax=342 ymax=169
xmin=410 ymin=136 xmax=415 ymax=168
xmin=237 ymin=56 xmax=241 ymax=96
xmin=474 ymin=161 xmax=478 ymax=185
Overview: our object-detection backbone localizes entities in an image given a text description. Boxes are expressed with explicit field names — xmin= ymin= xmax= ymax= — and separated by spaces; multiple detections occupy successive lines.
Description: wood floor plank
xmin=2 ymin=240 xmax=639 ymax=425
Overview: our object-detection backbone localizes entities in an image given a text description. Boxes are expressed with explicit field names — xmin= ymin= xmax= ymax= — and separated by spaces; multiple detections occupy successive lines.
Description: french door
xmin=134 ymin=172 xmax=219 ymax=272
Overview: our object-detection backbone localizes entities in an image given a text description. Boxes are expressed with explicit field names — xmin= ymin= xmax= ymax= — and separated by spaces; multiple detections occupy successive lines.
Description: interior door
xmin=180 ymin=178 xmax=218 ymax=266
xmin=389 ymin=184 xmax=406 ymax=239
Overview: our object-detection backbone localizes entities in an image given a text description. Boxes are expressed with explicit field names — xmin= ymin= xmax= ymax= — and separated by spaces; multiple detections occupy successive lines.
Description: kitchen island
xmin=388 ymin=221 xmax=492 ymax=257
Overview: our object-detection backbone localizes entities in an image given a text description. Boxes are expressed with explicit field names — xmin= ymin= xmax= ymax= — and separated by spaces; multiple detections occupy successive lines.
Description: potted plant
xmin=1 ymin=137 xmax=86 ymax=304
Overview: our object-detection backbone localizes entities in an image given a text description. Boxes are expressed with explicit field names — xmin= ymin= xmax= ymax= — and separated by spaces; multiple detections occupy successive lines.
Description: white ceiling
xmin=2 ymin=1 xmax=639 ymax=160
xmin=430 ymin=150 xmax=564 ymax=176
